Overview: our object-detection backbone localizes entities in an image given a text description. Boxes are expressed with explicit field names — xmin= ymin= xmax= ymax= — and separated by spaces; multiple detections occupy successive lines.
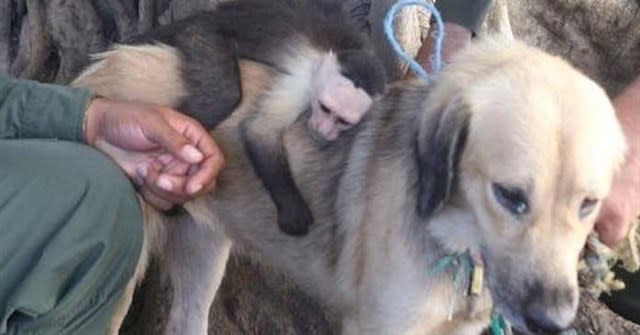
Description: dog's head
xmin=416 ymin=38 xmax=627 ymax=333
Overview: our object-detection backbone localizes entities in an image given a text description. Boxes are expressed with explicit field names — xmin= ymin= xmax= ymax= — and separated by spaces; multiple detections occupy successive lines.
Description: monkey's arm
xmin=241 ymin=114 xmax=314 ymax=236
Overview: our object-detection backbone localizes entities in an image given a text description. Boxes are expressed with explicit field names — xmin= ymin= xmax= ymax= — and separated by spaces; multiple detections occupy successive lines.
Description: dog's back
xmin=72 ymin=36 xmax=627 ymax=334
xmin=195 ymin=37 xmax=627 ymax=333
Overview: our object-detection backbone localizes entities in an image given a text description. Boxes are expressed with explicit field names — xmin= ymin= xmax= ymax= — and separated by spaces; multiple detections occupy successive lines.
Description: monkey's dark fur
xmin=124 ymin=0 xmax=387 ymax=235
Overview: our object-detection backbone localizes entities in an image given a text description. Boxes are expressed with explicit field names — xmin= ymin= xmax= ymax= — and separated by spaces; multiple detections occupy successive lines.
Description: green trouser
xmin=0 ymin=74 xmax=143 ymax=334
xmin=0 ymin=139 xmax=143 ymax=335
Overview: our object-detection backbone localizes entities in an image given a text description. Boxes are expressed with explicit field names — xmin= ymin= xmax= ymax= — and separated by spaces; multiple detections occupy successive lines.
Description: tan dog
xmin=72 ymin=37 xmax=627 ymax=335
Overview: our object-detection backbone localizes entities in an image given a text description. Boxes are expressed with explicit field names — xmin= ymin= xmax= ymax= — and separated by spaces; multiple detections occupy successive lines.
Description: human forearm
xmin=595 ymin=75 xmax=640 ymax=247
xmin=0 ymin=75 xmax=94 ymax=141
xmin=413 ymin=22 xmax=472 ymax=74
xmin=408 ymin=0 xmax=494 ymax=77
xmin=613 ymin=76 xmax=640 ymax=156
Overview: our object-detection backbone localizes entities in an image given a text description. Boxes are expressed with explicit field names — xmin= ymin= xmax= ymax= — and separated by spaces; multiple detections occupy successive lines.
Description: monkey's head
xmin=308 ymin=50 xmax=386 ymax=140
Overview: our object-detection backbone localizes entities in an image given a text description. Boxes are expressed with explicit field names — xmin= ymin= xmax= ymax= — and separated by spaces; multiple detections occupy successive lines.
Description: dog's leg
xmin=163 ymin=215 xmax=232 ymax=335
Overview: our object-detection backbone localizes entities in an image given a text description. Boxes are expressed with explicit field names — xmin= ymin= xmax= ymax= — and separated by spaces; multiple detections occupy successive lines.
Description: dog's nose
xmin=522 ymin=280 xmax=577 ymax=333
xmin=524 ymin=313 xmax=566 ymax=333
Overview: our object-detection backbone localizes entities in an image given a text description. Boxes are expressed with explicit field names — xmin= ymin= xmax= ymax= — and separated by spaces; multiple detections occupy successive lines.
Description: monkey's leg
xmin=341 ymin=316 xmax=361 ymax=335
xmin=163 ymin=215 xmax=232 ymax=335
xmin=241 ymin=116 xmax=314 ymax=236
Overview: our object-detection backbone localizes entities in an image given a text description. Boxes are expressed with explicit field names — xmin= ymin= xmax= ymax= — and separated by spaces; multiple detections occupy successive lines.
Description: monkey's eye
xmin=337 ymin=117 xmax=352 ymax=127
xmin=579 ymin=197 xmax=599 ymax=219
xmin=492 ymin=183 xmax=529 ymax=216
xmin=320 ymin=103 xmax=331 ymax=115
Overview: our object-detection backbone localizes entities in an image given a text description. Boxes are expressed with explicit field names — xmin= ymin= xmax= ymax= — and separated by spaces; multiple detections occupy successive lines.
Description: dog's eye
xmin=579 ymin=197 xmax=599 ymax=219
xmin=492 ymin=183 xmax=529 ymax=216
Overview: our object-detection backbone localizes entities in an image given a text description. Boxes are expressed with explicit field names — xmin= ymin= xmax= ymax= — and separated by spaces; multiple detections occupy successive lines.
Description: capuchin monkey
xmin=73 ymin=0 xmax=387 ymax=235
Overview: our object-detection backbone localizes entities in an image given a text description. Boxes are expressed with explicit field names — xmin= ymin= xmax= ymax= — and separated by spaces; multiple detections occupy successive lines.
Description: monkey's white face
xmin=308 ymin=53 xmax=372 ymax=140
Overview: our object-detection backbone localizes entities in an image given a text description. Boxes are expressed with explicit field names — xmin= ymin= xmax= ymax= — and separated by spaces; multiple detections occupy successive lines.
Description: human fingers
xmin=143 ymin=108 xmax=204 ymax=164
xmin=186 ymin=153 xmax=224 ymax=195
xmin=178 ymin=122 xmax=225 ymax=195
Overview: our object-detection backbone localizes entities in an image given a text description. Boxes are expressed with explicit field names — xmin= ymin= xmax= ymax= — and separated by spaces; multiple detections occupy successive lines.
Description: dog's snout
xmin=522 ymin=280 xmax=577 ymax=333
xmin=524 ymin=313 xmax=566 ymax=334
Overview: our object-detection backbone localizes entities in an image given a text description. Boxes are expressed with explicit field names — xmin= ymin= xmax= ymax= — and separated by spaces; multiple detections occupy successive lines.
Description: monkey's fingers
xmin=156 ymin=154 xmax=191 ymax=176
xmin=138 ymin=187 xmax=175 ymax=211
xmin=137 ymin=160 xmax=190 ymax=204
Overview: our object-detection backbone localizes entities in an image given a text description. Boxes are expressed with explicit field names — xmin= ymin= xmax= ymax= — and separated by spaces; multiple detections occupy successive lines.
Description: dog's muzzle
xmin=521 ymin=280 xmax=577 ymax=333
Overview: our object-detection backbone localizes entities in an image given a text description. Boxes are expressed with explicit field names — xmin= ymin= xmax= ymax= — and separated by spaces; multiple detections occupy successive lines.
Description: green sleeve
xmin=0 ymin=75 xmax=95 ymax=141
xmin=436 ymin=0 xmax=494 ymax=35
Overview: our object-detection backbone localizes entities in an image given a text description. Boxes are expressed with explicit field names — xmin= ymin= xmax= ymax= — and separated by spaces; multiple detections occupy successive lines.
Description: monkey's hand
xmin=277 ymin=192 xmax=314 ymax=236
xmin=83 ymin=97 xmax=225 ymax=211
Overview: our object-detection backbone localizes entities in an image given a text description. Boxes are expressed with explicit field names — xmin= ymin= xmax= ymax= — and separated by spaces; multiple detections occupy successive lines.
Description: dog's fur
xmin=73 ymin=37 xmax=627 ymax=335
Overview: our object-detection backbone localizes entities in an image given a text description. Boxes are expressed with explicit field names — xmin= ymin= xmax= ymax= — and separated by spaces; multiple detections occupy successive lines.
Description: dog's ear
xmin=416 ymin=97 xmax=471 ymax=218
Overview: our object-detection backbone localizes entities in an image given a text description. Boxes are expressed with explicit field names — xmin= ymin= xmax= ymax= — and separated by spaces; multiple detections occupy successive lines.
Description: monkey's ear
xmin=416 ymin=97 xmax=471 ymax=218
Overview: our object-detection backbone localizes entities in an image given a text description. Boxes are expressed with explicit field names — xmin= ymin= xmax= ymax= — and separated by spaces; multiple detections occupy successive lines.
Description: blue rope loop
xmin=383 ymin=0 xmax=445 ymax=83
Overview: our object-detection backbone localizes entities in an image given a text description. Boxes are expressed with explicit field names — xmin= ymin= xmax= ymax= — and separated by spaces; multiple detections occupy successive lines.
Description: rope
xmin=383 ymin=0 xmax=445 ymax=83
xmin=429 ymin=250 xmax=511 ymax=335
xmin=490 ymin=312 xmax=510 ymax=335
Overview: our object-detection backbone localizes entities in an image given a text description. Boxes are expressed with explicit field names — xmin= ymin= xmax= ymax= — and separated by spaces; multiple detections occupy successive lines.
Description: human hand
xmin=595 ymin=78 xmax=640 ymax=247
xmin=596 ymin=155 xmax=640 ymax=247
xmin=84 ymin=97 xmax=225 ymax=210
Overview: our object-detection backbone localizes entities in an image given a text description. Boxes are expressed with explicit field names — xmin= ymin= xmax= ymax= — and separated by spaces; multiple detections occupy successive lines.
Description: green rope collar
xmin=430 ymin=250 xmax=511 ymax=335
xmin=490 ymin=312 xmax=512 ymax=335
